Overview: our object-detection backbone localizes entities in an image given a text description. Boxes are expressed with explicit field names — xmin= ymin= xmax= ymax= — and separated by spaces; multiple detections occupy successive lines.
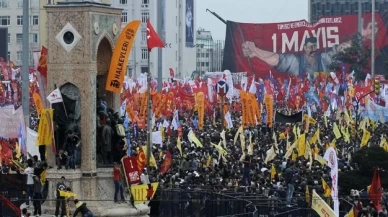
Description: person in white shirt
xmin=24 ymin=159 xmax=34 ymax=207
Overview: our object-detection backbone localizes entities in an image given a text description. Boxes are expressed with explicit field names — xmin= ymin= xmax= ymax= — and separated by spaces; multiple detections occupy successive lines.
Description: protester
xmin=32 ymin=172 xmax=42 ymax=216
xmin=113 ymin=162 xmax=126 ymax=203
xmin=55 ymin=176 xmax=67 ymax=217
xmin=24 ymin=159 xmax=34 ymax=207
xmin=73 ymin=199 xmax=94 ymax=217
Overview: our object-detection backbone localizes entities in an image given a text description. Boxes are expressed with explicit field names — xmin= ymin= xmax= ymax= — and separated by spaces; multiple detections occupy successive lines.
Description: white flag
xmin=46 ymin=88 xmax=63 ymax=104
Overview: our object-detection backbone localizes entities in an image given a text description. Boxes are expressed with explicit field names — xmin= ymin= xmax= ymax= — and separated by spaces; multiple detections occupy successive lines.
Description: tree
xmin=339 ymin=146 xmax=388 ymax=194
xmin=328 ymin=33 xmax=371 ymax=81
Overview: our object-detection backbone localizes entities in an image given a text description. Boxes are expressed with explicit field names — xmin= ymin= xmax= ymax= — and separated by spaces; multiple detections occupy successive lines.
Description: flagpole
xmin=146 ymin=50 xmax=152 ymax=173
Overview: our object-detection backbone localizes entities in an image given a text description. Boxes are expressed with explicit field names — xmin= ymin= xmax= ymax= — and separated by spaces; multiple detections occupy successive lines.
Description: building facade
xmin=309 ymin=0 xmax=388 ymax=23
xmin=196 ymin=28 xmax=224 ymax=75
xmin=110 ymin=0 xmax=196 ymax=80
xmin=1 ymin=0 xmax=40 ymax=66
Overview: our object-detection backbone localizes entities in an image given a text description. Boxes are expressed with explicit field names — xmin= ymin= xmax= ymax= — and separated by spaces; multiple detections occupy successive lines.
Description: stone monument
xmin=42 ymin=1 xmax=149 ymax=216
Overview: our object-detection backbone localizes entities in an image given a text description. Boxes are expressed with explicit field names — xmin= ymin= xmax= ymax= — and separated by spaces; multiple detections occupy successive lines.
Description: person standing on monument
xmin=55 ymin=176 xmax=67 ymax=217
xmin=102 ymin=119 xmax=114 ymax=165
xmin=24 ymin=159 xmax=34 ymax=207
xmin=64 ymin=130 xmax=80 ymax=170
xmin=113 ymin=162 xmax=125 ymax=204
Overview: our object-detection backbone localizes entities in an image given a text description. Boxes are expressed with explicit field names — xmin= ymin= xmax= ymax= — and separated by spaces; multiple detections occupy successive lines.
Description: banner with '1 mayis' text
xmin=223 ymin=13 xmax=388 ymax=79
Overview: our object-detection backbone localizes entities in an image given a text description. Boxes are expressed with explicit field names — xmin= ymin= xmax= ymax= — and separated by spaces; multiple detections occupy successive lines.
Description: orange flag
xmin=32 ymin=92 xmax=44 ymax=116
xmin=106 ymin=20 xmax=140 ymax=93
xmin=160 ymin=151 xmax=172 ymax=175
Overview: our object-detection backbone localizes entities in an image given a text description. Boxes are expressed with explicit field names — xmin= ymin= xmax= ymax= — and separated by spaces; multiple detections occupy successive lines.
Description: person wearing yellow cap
xmin=73 ymin=199 xmax=94 ymax=217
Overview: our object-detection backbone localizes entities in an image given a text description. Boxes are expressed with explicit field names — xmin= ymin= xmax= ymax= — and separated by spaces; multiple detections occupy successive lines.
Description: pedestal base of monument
xmin=41 ymin=168 xmax=149 ymax=217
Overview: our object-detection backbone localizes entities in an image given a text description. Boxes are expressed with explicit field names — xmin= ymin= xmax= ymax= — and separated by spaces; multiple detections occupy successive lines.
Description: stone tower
xmin=43 ymin=1 xmax=148 ymax=216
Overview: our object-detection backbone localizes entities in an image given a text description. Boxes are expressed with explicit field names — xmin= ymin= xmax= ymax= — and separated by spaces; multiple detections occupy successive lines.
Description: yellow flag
xmin=176 ymin=137 xmax=182 ymax=156
xmin=15 ymin=142 xmax=21 ymax=159
xmin=360 ymin=129 xmax=371 ymax=147
xmin=32 ymin=92 xmax=44 ymax=117
xmin=40 ymin=169 xmax=47 ymax=185
xmin=298 ymin=134 xmax=306 ymax=157
xmin=234 ymin=126 xmax=243 ymax=145
xmin=306 ymin=186 xmax=311 ymax=203
xmin=309 ymin=129 xmax=319 ymax=144
xmin=188 ymin=130 xmax=203 ymax=148
xmin=206 ymin=155 xmax=212 ymax=167
xmin=321 ymin=178 xmax=331 ymax=197
xmin=346 ymin=208 xmax=355 ymax=217
xmin=311 ymin=190 xmax=336 ymax=217
xmin=161 ymin=124 xmax=165 ymax=141
xmin=130 ymin=182 xmax=159 ymax=204
xmin=270 ymin=164 xmax=276 ymax=180
xmin=142 ymin=145 xmax=158 ymax=169
xmin=36 ymin=109 xmax=54 ymax=146
xmin=333 ymin=123 xmax=341 ymax=139
xmin=59 ymin=190 xmax=76 ymax=198
xmin=291 ymin=151 xmax=297 ymax=161
xmin=314 ymin=154 xmax=327 ymax=165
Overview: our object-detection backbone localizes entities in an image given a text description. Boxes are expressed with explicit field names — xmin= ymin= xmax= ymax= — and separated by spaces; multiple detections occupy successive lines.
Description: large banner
xmin=223 ymin=13 xmax=388 ymax=79
xmin=0 ymin=105 xmax=24 ymax=138
xmin=185 ymin=0 xmax=194 ymax=47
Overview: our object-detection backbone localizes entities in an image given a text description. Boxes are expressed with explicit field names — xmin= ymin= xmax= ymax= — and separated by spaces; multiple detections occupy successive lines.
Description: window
xmin=7 ymin=33 xmax=10 ymax=43
xmin=206 ymin=62 xmax=209 ymax=67
xmin=121 ymin=12 xmax=127 ymax=23
xmin=141 ymin=29 xmax=147 ymax=42
xmin=32 ymin=33 xmax=38 ymax=43
xmin=17 ymin=51 xmax=22 ymax=61
xmin=141 ymin=12 xmax=149 ymax=23
xmin=206 ymin=53 xmax=209 ymax=58
xmin=0 ymin=16 xmax=10 ymax=26
xmin=16 ymin=34 xmax=23 ymax=43
xmin=196 ymin=53 xmax=200 ymax=58
xmin=175 ymin=16 xmax=177 ymax=26
xmin=31 ymin=0 xmax=39 ymax=8
xmin=197 ymin=62 xmax=200 ymax=67
xmin=47 ymin=0 xmax=52 ymax=5
xmin=141 ymin=48 xmax=148 ymax=60
xmin=7 ymin=51 xmax=10 ymax=61
xmin=201 ymin=62 xmax=205 ymax=66
xmin=142 ymin=0 xmax=149 ymax=5
xmin=141 ymin=67 xmax=148 ymax=74
xmin=175 ymin=33 xmax=177 ymax=43
xmin=17 ymin=16 xmax=23 ymax=26
xmin=175 ymin=51 xmax=177 ymax=61
xmin=32 ymin=15 xmax=39 ymax=25
xmin=119 ymin=0 xmax=127 ymax=4
xmin=0 ymin=0 xmax=9 ymax=8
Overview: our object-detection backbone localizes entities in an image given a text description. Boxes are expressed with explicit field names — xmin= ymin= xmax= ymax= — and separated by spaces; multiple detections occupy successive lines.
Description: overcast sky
xmin=196 ymin=0 xmax=309 ymax=40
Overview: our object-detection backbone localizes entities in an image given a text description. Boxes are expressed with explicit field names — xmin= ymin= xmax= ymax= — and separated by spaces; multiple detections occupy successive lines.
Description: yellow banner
xmin=36 ymin=109 xmax=53 ymax=146
xmin=311 ymin=190 xmax=336 ymax=217
xmin=130 ymin=182 xmax=159 ymax=204
xmin=314 ymin=154 xmax=327 ymax=165
xmin=139 ymin=92 xmax=148 ymax=119
xmin=196 ymin=92 xmax=205 ymax=130
xmin=264 ymin=94 xmax=273 ymax=127
xmin=33 ymin=92 xmax=44 ymax=117
xmin=106 ymin=20 xmax=141 ymax=93
xmin=246 ymin=93 xmax=255 ymax=126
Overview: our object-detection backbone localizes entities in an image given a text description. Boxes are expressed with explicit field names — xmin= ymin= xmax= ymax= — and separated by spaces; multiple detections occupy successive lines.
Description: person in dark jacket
xmin=285 ymin=162 xmax=295 ymax=207
xmin=73 ymin=199 xmax=94 ymax=217
xmin=32 ymin=173 xmax=42 ymax=216
xmin=55 ymin=176 xmax=67 ymax=217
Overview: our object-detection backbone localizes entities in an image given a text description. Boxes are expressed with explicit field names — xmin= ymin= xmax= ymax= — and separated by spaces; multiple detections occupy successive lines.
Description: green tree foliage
xmin=339 ymin=146 xmax=388 ymax=194
xmin=328 ymin=33 xmax=371 ymax=81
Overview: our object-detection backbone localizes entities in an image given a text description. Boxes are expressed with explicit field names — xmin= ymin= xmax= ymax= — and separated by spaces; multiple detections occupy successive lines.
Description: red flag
xmin=169 ymin=68 xmax=175 ymax=78
xmin=160 ymin=151 xmax=172 ymax=175
xmin=0 ymin=194 xmax=21 ymax=216
xmin=137 ymin=147 xmax=146 ymax=175
xmin=146 ymin=20 xmax=164 ymax=51
xmin=37 ymin=46 xmax=48 ymax=79
xmin=369 ymin=167 xmax=383 ymax=211
xmin=122 ymin=156 xmax=141 ymax=185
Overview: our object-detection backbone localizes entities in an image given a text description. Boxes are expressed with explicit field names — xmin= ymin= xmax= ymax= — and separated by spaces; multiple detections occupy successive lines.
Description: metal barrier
xmin=152 ymin=188 xmax=257 ymax=217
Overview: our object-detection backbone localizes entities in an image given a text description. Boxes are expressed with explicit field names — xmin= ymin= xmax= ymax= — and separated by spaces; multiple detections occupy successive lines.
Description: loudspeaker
xmin=55 ymin=22 xmax=82 ymax=53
